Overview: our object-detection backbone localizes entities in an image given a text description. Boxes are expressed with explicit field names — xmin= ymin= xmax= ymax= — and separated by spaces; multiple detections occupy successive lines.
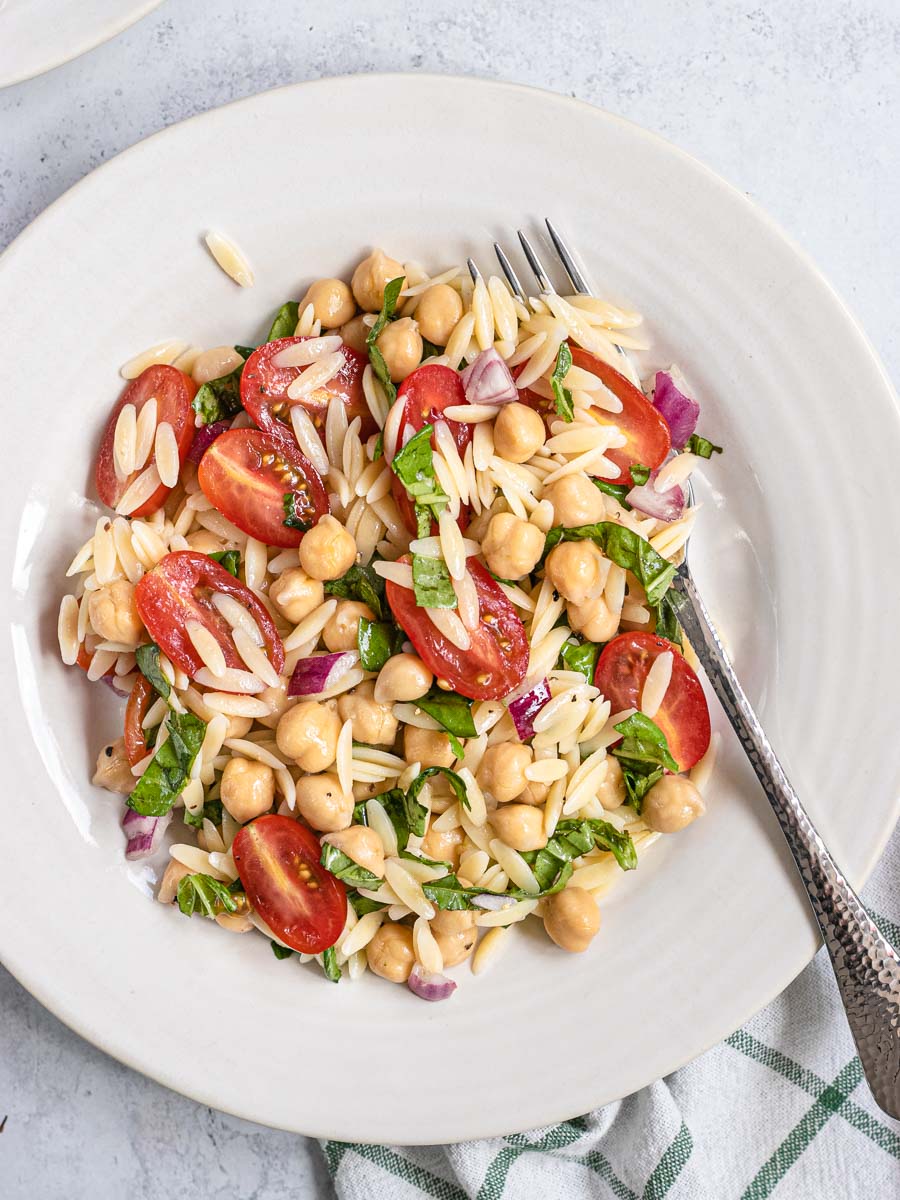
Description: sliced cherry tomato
xmin=240 ymin=337 xmax=373 ymax=440
xmin=232 ymin=815 xmax=347 ymax=954
xmin=386 ymin=556 xmax=527 ymax=700
xmin=594 ymin=632 xmax=710 ymax=769
xmin=134 ymin=551 xmax=285 ymax=682
xmin=95 ymin=365 xmax=197 ymax=516
xmin=74 ymin=643 xmax=115 ymax=678
xmin=389 ymin=364 xmax=472 ymax=535
xmin=124 ymin=675 xmax=155 ymax=767
xmin=518 ymin=345 xmax=670 ymax=486
xmin=197 ymin=427 xmax=329 ymax=549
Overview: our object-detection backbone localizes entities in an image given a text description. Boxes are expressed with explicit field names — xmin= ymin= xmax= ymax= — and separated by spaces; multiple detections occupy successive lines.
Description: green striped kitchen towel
xmin=321 ymin=828 xmax=900 ymax=1198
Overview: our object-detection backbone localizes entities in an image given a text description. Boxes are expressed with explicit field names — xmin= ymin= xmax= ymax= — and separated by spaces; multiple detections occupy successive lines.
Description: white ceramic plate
xmin=2 ymin=76 xmax=899 ymax=1144
xmin=0 ymin=0 xmax=163 ymax=88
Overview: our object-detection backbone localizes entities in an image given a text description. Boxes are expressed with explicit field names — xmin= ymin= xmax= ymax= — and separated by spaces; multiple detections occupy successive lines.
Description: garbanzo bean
xmin=373 ymin=654 xmax=433 ymax=703
xmin=492 ymin=403 xmax=546 ymax=464
xmin=220 ymin=757 xmax=275 ymax=823
xmin=298 ymin=516 xmax=357 ymax=581
xmin=337 ymin=681 xmax=398 ymax=746
xmin=268 ymin=567 xmax=324 ymax=624
xmin=185 ymin=529 xmax=225 ymax=556
xmin=157 ymin=859 xmax=192 ymax=905
xmin=87 ymin=579 xmax=144 ymax=647
xmin=339 ymin=314 xmax=371 ymax=355
xmin=403 ymin=725 xmax=456 ymax=769
xmin=351 ymin=249 xmax=405 ymax=312
xmin=321 ymin=824 xmax=385 ymax=877
xmin=375 ymin=317 xmax=423 ymax=382
xmin=275 ymin=701 xmax=340 ymax=771
xmin=481 ymin=512 xmax=544 ymax=581
xmin=490 ymin=803 xmax=547 ymax=851
xmin=92 ymin=737 xmax=134 ymax=794
xmin=420 ymin=824 xmax=465 ymax=870
xmin=545 ymin=541 xmax=606 ymax=606
xmin=299 ymin=278 xmax=356 ymax=329
xmin=518 ymin=780 xmax=549 ymax=807
xmin=543 ymin=887 xmax=601 ymax=952
xmin=596 ymin=756 xmax=627 ymax=811
xmin=641 ymin=775 xmax=705 ymax=833
xmin=295 ymin=772 xmax=354 ymax=833
xmin=567 ymin=594 xmax=620 ymax=642
xmin=224 ymin=715 xmax=254 ymax=739
xmin=543 ymin=473 xmax=607 ymax=528
xmin=415 ymin=283 xmax=463 ymax=346
xmin=430 ymin=909 xmax=477 ymax=967
xmin=255 ymin=677 xmax=298 ymax=731
xmin=366 ymin=922 xmax=415 ymax=982
xmin=323 ymin=600 xmax=375 ymax=652
xmin=476 ymin=742 xmax=532 ymax=803
xmin=192 ymin=346 xmax=245 ymax=385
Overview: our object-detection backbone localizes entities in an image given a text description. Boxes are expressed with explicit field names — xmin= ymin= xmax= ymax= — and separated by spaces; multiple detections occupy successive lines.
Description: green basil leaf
xmin=321 ymin=945 xmax=341 ymax=982
xmin=611 ymin=712 xmax=679 ymax=810
xmin=390 ymin=424 xmax=447 ymax=530
xmin=135 ymin=642 xmax=171 ymax=701
xmin=407 ymin=766 xmax=470 ymax=812
xmin=686 ymin=434 xmax=723 ymax=459
xmin=414 ymin=504 xmax=433 ymax=539
xmin=283 ymin=492 xmax=313 ymax=531
xmin=415 ymin=689 xmax=477 ymax=739
xmin=411 ymin=553 xmax=456 ymax=609
xmin=651 ymin=591 xmax=683 ymax=647
xmin=399 ymin=849 xmax=453 ymax=870
xmin=209 ymin=550 xmax=241 ymax=578
xmin=183 ymin=798 xmax=224 ymax=830
xmin=266 ymin=301 xmax=300 ymax=342
xmin=526 ymin=818 xmax=638 ymax=880
xmin=324 ymin=562 xmax=385 ymax=621
xmin=348 ymin=892 xmax=387 ymax=917
xmin=366 ymin=277 xmax=405 ymax=345
xmin=630 ymin=464 xmax=651 ymax=486
xmin=176 ymin=873 xmax=238 ymax=918
xmin=421 ymin=861 xmax=575 ymax=910
xmin=550 ymin=341 xmax=574 ymax=422
xmin=543 ymin=522 xmax=677 ymax=606
xmin=373 ymin=432 xmax=384 ymax=461
xmin=367 ymin=342 xmax=396 ymax=404
xmin=319 ymin=842 xmax=383 ymax=889
xmin=591 ymin=479 xmax=632 ymax=509
xmin=557 ymin=638 xmax=601 ymax=683
xmin=421 ymin=336 xmax=444 ymax=359
xmin=353 ymin=787 xmax=424 ymax=852
xmin=234 ymin=345 xmax=256 ymax=361
xmin=192 ymin=363 xmax=244 ymax=426
xmin=271 ymin=941 xmax=295 ymax=960
xmin=127 ymin=712 xmax=207 ymax=816
xmin=357 ymin=618 xmax=402 ymax=672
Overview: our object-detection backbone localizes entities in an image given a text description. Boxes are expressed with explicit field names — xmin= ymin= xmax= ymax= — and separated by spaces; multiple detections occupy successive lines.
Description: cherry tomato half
xmin=232 ymin=815 xmax=347 ymax=954
xmin=240 ymin=337 xmax=373 ymax=440
xmin=389 ymin=364 xmax=473 ymax=536
xmin=594 ymin=632 xmax=710 ymax=770
xmin=124 ymin=674 xmax=155 ymax=767
xmin=134 ymin=551 xmax=285 ymax=682
xmin=519 ymin=346 xmax=670 ymax=486
xmin=95 ymin=365 xmax=197 ymax=516
xmin=386 ymin=556 xmax=527 ymax=700
xmin=197 ymin=427 xmax=329 ymax=549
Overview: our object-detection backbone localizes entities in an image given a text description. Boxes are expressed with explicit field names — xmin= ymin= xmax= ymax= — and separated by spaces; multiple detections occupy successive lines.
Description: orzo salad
xmin=57 ymin=245 xmax=721 ymax=998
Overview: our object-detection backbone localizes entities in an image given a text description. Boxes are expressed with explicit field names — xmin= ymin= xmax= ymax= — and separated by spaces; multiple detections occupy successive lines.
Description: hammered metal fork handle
xmin=670 ymin=568 xmax=900 ymax=1119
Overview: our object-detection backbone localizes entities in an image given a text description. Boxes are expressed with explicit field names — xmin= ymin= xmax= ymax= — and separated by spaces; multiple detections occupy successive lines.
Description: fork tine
xmin=493 ymin=242 xmax=526 ymax=303
xmin=517 ymin=231 xmax=556 ymax=295
xmin=545 ymin=219 xmax=590 ymax=295
xmin=466 ymin=256 xmax=483 ymax=284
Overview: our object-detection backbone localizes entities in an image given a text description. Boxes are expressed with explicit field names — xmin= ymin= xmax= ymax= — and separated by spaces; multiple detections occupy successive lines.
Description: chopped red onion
xmin=626 ymin=474 xmax=685 ymax=522
xmin=460 ymin=348 xmax=518 ymax=407
xmin=652 ymin=372 xmax=700 ymax=449
xmin=100 ymin=674 xmax=129 ymax=698
xmin=407 ymin=964 xmax=457 ymax=1002
xmin=287 ymin=651 xmax=357 ymax=697
xmin=187 ymin=419 xmax=231 ymax=463
xmin=122 ymin=808 xmax=171 ymax=860
xmin=508 ymin=678 xmax=551 ymax=741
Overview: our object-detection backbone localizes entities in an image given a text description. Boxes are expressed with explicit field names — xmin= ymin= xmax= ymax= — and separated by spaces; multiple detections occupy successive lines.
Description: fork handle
xmin=670 ymin=569 xmax=900 ymax=1118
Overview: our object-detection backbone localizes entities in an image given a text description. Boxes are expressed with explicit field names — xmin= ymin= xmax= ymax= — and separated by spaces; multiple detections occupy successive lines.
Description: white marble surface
xmin=1 ymin=1 xmax=898 ymax=1195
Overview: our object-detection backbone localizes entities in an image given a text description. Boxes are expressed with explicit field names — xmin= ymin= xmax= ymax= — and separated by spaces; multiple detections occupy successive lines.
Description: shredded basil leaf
xmin=411 ymin=553 xmax=456 ymax=609
xmin=353 ymin=786 xmax=427 ymax=853
xmin=421 ymin=336 xmax=444 ymax=359
xmin=651 ymin=591 xmax=683 ymax=647
xmin=400 ymin=849 xmax=453 ymax=870
xmin=373 ymin=432 xmax=384 ymax=461
xmin=357 ymin=618 xmax=402 ymax=672
xmin=176 ymin=873 xmax=238 ymax=918
xmin=271 ymin=940 xmax=295 ymax=960
xmin=267 ymin=301 xmax=300 ymax=342
xmin=421 ymin=861 xmax=574 ymax=910
xmin=558 ymin=638 xmax=601 ymax=684
xmin=543 ymin=522 xmax=677 ymax=607
xmin=321 ymin=946 xmax=341 ymax=982
xmin=611 ymin=711 xmax=679 ymax=811
xmin=525 ymin=818 xmax=637 ymax=886
xmin=686 ymin=434 xmax=723 ymax=459
xmin=591 ymin=478 xmax=632 ymax=509
xmin=415 ymin=689 xmax=477 ymax=743
xmin=550 ymin=342 xmax=574 ymax=422
xmin=324 ymin=562 xmax=385 ymax=621
xmin=192 ymin=363 xmax=244 ymax=426
xmin=407 ymin=766 xmax=470 ymax=812
xmin=135 ymin=642 xmax=171 ymax=701
xmin=234 ymin=345 xmax=255 ymax=361
xmin=183 ymin=798 xmax=224 ymax=830
xmin=630 ymin=464 xmax=651 ymax=486
xmin=209 ymin=549 xmax=241 ymax=578
xmin=348 ymin=892 xmax=387 ymax=917
xmin=320 ymin=842 xmax=383 ymax=889
xmin=365 ymin=276 xmax=405 ymax=403
xmin=389 ymin=424 xmax=448 ymax=529
xmin=127 ymin=712 xmax=207 ymax=816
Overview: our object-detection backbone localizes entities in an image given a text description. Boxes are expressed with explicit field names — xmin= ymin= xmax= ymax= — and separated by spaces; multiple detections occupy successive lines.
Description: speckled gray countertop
xmin=2 ymin=1 xmax=899 ymax=1196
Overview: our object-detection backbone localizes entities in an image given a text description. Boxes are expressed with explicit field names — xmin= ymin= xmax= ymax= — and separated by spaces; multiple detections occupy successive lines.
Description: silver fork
xmin=476 ymin=221 xmax=900 ymax=1120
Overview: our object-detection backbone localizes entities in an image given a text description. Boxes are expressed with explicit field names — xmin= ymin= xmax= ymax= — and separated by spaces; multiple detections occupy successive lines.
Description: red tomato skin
xmin=197 ymin=427 xmax=329 ymax=549
xmin=95 ymin=366 xmax=197 ymax=516
xmin=134 ymin=551 xmax=284 ymax=681
xmin=518 ymin=346 xmax=670 ymax=486
xmin=124 ymin=675 xmax=154 ymax=767
xmin=594 ymin=632 xmax=710 ymax=769
xmin=232 ymin=815 xmax=347 ymax=955
xmin=386 ymin=556 xmax=528 ymax=701
xmin=389 ymin=364 xmax=472 ymax=535
xmin=240 ymin=337 xmax=373 ymax=439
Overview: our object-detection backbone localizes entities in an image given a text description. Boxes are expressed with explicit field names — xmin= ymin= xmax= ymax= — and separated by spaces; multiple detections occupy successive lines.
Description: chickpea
xmin=518 ymin=780 xmax=549 ymax=807
xmin=404 ymin=725 xmax=456 ymax=770
xmin=567 ymin=594 xmax=620 ymax=642
xmin=545 ymin=541 xmax=606 ymax=606
xmin=157 ymin=859 xmax=193 ymax=905
xmin=322 ymin=825 xmax=385 ymax=878
xmin=323 ymin=600 xmax=374 ymax=653
xmin=276 ymin=701 xmax=340 ymax=771
xmin=366 ymin=922 xmax=415 ymax=982
xmin=215 ymin=911 xmax=254 ymax=933
xmin=268 ymin=567 xmax=324 ymax=624
xmin=351 ymin=249 xmax=405 ymax=313
xmin=642 ymin=775 xmax=705 ymax=833
xmin=420 ymin=824 xmax=465 ymax=869
xmin=491 ymin=803 xmax=547 ymax=852
xmin=87 ymin=579 xmax=143 ymax=647
xmin=596 ymin=756 xmax=627 ymax=811
xmin=493 ymin=403 xmax=546 ymax=464
xmin=255 ymin=676 xmax=298 ymax=730
xmin=543 ymin=473 xmax=607 ymax=528
xmin=476 ymin=743 xmax=532 ymax=803
xmin=373 ymin=654 xmax=433 ymax=703
xmin=224 ymin=715 xmax=253 ymax=740
xmin=481 ymin=512 xmax=544 ymax=581
xmin=353 ymin=778 xmax=386 ymax=802
xmin=430 ymin=908 xmax=477 ymax=967
xmin=92 ymin=737 xmax=134 ymax=794
xmin=337 ymin=681 xmax=398 ymax=746
xmin=221 ymin=757 xmax=276 ymax=823
xmin=299 ymin=278 xmax=355 ymax=329
xmin=298 ymin=516 xmax=357 ymax=582
xmin=375 ymin=317 xmax=423 ymax=383
xmin=192 ymin=345 xmax=245 ymax=385
xmin=543 ymin=887 xmax=601 ymax=952
xmin=339 ymin=314 xmax=371 ymax=355
xmin=415 ymin=283 xmax=463 ymax=346
xmin=295 ymin=772 xmax=354 ymax=833
xmin=185 ymin=530 xmax=225 ymax=556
